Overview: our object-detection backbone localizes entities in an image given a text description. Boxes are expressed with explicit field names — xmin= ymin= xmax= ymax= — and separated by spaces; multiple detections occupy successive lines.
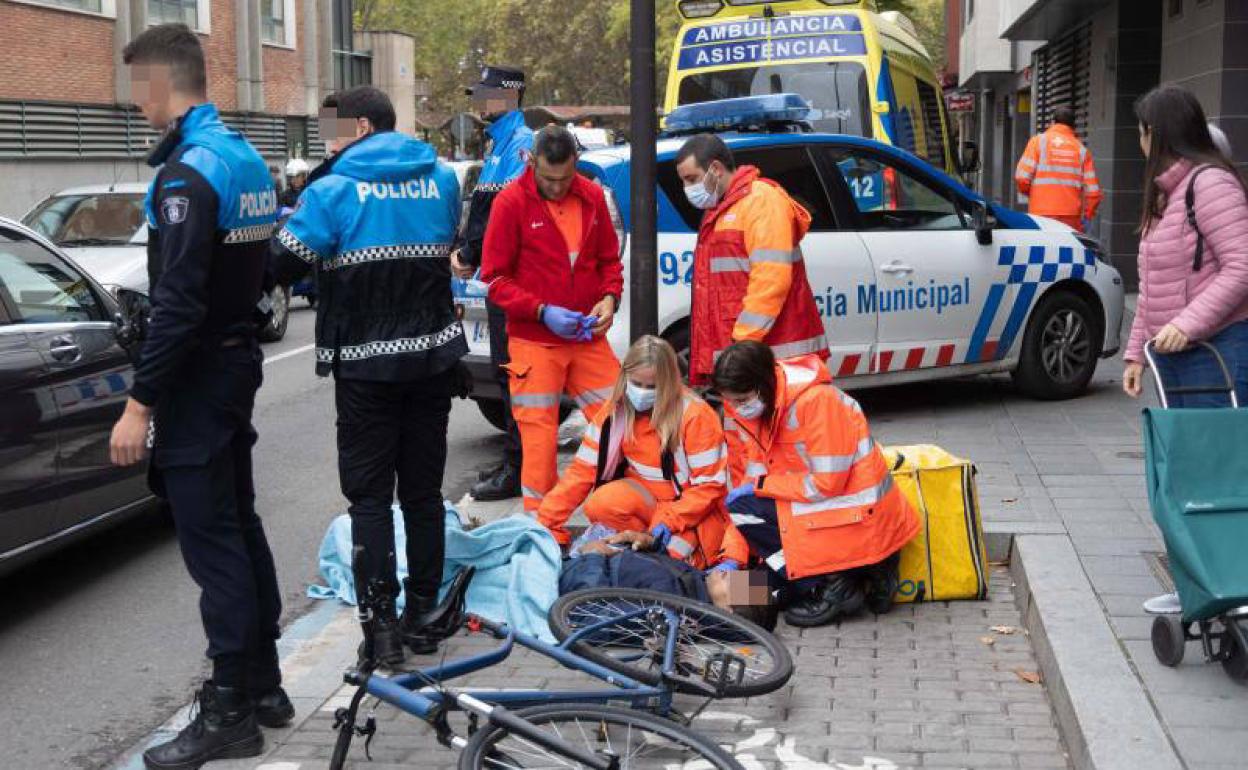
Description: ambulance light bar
xmin=664 ymin=94 xmax=813 ymax=135
xmin=677 ymin=0 xmax=723 ymax=18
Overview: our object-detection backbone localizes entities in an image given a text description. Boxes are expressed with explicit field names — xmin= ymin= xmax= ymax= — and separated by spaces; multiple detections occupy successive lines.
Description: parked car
xmin=23 ymin=183 xmax=292 ymax=342
xmin=454 ymin=96 xmax=1125 ymax=430
xmin=0 ymin=216 xmax=154 ymax=575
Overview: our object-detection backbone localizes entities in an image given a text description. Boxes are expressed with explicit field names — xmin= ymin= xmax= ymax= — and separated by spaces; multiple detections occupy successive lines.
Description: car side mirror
xmin=959 ymin=141 xmax=981 ymax=175
xmin=971 ymin=199 xmax=993 ymax=246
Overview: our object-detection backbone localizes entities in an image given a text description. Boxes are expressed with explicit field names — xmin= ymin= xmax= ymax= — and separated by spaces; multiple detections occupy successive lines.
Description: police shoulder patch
xmin=161 ymin=196 xmax=190 ymax=224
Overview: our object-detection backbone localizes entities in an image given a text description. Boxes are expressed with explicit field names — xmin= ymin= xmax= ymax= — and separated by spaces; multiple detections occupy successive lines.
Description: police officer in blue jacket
xmin=451 ymin=66 xmax=534 ymax=501
xmin=272 ymin=86 xmax=467 ymax=667
xmin=108 ymin=25 xmax=288 ymax=769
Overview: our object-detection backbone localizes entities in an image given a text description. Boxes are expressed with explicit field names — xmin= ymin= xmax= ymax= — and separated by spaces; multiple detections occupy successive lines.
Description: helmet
xmin=284 ymin=158 xmax=310 ymax=177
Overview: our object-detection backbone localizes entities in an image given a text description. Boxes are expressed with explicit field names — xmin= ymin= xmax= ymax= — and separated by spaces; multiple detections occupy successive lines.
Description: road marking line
xmin=264 ymin=344 xmax=314 ymax=365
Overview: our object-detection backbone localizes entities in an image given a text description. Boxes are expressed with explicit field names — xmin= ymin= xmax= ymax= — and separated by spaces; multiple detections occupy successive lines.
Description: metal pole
xmin=629 ymin=0 xmax=658 ymax=341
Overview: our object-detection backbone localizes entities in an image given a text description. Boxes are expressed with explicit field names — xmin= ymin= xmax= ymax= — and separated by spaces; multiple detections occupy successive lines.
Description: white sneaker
xmin=1143 ymin=592 xmax=1182 ymax=615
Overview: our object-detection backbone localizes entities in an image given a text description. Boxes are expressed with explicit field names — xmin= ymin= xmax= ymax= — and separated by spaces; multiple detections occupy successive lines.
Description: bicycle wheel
xmin=459 ymin=703 xmax=743 ymax=769
xmin=548 ymin=588 xmax=792 ymax=698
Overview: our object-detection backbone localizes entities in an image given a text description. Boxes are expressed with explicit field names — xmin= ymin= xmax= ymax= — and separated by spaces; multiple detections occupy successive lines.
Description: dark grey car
xmin=0 ymin=218 xmax=152 ymax=574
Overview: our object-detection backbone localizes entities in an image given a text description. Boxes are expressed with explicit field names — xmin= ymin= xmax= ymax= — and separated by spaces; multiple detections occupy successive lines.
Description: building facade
xmin=0 ymin=0 xmax=374 ymax=217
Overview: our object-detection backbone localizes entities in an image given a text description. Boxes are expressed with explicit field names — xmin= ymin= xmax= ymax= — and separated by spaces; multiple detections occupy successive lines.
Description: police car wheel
xmin=1012 ymin=291 xmax=1101 ymax=400
xmin=663 ymin=323 xmax=691 ymax=379
xmin=259 ymin=285 xmax=291 ymax=343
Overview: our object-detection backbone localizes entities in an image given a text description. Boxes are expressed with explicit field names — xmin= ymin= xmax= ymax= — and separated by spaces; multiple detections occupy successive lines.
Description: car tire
xmin=1012 ymin=290 xmax=1101 ymax=400
xmin=259 ymin=284 xmax=291 ymax=343
xmin=663 ymin=322 xmax=691 ymax=379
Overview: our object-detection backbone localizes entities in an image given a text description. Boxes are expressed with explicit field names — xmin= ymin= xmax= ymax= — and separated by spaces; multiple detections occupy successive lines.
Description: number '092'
xmin=659 ymin=251 xmax=694 ymax=286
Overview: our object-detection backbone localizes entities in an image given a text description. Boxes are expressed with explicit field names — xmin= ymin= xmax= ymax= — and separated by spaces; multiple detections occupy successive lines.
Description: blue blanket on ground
xmin=307 ymin=503 xmax=561 ymax=642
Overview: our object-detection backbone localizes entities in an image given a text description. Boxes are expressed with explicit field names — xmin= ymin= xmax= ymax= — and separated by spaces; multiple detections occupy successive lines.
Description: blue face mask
xmin=626 ymin=382 xmax=657 ymax=412
xmin=734 ymin=395 xmax=765 ymax=420
xmin=684 ymin=169 xmax=721 ymax=210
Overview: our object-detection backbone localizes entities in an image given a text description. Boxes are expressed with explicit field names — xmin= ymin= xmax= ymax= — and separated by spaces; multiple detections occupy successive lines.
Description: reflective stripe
xmin=750 ymin=248 xmax=798 ymax=265
xmin=723 ymin=416 xmax=738 ymax=431
xmin=710 ymin=256 xmax=751 ymax=273
xmin=621 ymin=478 xmax=657 ymax=507
xmin=336 ymin=323 xmax=464 ymax=362
xmin=802 ymin=474 xmax=820 ymax=499
xmin=835 ymin=387 xmax=863 ymax=414
xmin=687 ymin=444 xmax=724 ymax=469
xmin=765 ymin=550 xmax=787 ymax=571
xmin=1085 ymin=183 xmax=1101 ymax=192
xmin=737 ymin=310 xmax=776 ymax=330
xmin=277 ymin=227 xmax=319 ymax=263
xmin=574 ymin=443 xmax=598 ymax=464
xmin=771 ymin=335 xmax=828 ymax=361
xmin=787 ymin=405 xmax=800 ymax=431
xmin=1018 ymin=156 xmax=1036 ymax=169
xmin=326 ymin=242 xmax=453 ymax=271
xmin=586 ymin=422 xmax=601 ymax=441
xmin=522 ymin=486 xmax=544 ymax=501
xmin=691 ymin=470 xmax=728 ymax=486
xmin=793 ymin=441 xmax=811 ymax=467
xmin=745 ymin=462 xmax=768 ymax=478
xmin=731 ymin=513 xmax=765 ymax=526
xmin=791 ymin=475 xmax=894 ymax=517
xmin=806 ymin=437 xmax=875 ymax=474
xmin=512 ymin=392 xmax=560 ymax=408
xmin=225 ymin=222 xmax=277 ymax=244
xmin=668 ymin=535 xmax=695 ymax=558
xmin=1032 ymin=178 xmax=1084 ymax=189
xmin=573 ymin=387 xmax=613 ymax=408
xmin=627 ymin=457 xmax=666 ymax=482
xmin=1036 ymin=163 xmax=1081 ymax=175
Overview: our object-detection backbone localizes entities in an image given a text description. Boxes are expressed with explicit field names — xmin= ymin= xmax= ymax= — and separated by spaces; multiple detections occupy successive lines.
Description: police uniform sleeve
xmin=270 ymin=186 xmax=337 ymax=285
xmin=129 ymin=164 xmax=219 ymax=407
xmin=456 ymin=188 xmax=498 ymax=269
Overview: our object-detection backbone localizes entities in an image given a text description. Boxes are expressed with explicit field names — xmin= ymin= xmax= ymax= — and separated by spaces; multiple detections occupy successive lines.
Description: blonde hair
xmin=605 ymin=336 xmax=686 ymax=453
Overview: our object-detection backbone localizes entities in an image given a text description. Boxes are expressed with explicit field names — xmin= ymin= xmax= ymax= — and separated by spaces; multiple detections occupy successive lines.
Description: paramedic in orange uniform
xmin=712 ymin=341 xmax=920 ymax=628
xmin=481 ymin=125 xmax=623 ymax=515
xmin=539 ymin=336 xmax=749 ymax=570
xmin=1015 ymin=105 xmax=1103 ymax=232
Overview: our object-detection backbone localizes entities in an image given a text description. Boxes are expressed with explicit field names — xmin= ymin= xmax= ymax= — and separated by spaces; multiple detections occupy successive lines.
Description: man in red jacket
xmin=481 ymin=126 xmax=623 ymax=515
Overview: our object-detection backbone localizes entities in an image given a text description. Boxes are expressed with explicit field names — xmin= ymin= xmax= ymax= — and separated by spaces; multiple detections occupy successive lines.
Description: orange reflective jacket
xmin=689 ymin=166 xmax=828 ymax=387
xmin=724 ymin=355 xmax=920 ymax=580
xmin=539 ymin=394 xmax=749 ymax=569
xmin=1015 ymin=124 xmax=1103 ymax=222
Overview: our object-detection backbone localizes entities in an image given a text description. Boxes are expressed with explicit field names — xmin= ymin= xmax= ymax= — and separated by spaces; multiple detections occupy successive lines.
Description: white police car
xmin=456 ymin=96 xmax=1124 ymax=429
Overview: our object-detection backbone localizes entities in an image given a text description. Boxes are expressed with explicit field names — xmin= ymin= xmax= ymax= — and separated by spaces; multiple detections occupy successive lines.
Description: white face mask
xmin=683 ymin=169 xmax=721 ymax=210
xmin=734 ymin=395 xmax=765 ymax=420
xmin=626 ymin=382 xmax=657 ymax=412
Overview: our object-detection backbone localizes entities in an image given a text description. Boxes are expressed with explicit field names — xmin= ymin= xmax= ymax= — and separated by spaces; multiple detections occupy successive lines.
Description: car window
xmin=0 ymin=232 xmax=106 ymax=324
xmin=462 ymin=166 xmax=482 ymax=200
xmin=22 ymin=193 xmax=146 ymax=247
xmin=658 ymin=144 xmax=838 ymax=233
xmin=822 ymin=148 xmax=967 ymax=232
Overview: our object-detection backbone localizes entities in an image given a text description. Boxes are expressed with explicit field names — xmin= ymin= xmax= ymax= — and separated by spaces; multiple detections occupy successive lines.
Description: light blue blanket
xmin=307 ymin=503 xmax=561 ymax=642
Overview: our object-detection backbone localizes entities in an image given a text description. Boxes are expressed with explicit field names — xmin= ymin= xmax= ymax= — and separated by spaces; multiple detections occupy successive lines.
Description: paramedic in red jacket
xmin=481 ymin=126 xmax=624 ymax=515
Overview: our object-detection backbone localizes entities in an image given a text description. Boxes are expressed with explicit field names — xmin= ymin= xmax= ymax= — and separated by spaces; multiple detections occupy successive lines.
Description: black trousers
xmin=335 ymin=370 xmax=453 ymax=608
xmin=156 ymin=344 xmax=281 ymax=691
xmin=487 ymin=301 xmax=522 ymax=469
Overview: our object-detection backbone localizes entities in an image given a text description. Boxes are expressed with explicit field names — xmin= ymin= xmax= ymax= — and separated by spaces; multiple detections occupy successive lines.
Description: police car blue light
xmin=663 ymin=93 xmax=814 ymax=134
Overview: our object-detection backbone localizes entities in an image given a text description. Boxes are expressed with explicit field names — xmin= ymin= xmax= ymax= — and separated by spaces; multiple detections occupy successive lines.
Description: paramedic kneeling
xmin=711 ymin=341 xmax=920 ymax=627
xmin=538 ymin=336 xmax=749 ymax=570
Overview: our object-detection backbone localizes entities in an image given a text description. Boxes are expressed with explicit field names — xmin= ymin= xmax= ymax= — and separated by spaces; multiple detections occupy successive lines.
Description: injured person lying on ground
xmin=713 ymin=341 xmax=921 ymax=628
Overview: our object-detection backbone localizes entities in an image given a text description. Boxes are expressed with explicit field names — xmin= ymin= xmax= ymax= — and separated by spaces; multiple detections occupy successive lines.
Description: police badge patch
xmin=161 ymin=196 xmax=189 ymax=224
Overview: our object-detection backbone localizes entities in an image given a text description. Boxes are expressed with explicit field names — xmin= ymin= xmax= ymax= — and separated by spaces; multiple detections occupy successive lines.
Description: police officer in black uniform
xmin=109 ymin=24 xmax=288 ymax=769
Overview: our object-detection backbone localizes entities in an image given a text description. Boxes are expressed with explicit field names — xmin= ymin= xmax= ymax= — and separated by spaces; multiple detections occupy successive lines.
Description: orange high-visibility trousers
xmin=506 ymin=335 xmax=620 ymax=513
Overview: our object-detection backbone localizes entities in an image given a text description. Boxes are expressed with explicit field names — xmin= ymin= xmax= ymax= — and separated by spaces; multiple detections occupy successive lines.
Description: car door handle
xmin=880 ymin=261 xmax=915 ymax=275
xmin=49 ymin=336 xmax=81 ymax=363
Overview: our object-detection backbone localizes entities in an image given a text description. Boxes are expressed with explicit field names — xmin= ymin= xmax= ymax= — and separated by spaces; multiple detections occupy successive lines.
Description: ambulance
xmin=455 ymin=96 xmax=1125 ymax=432
xmin=667 ymin=0 xmax=956 ymax=174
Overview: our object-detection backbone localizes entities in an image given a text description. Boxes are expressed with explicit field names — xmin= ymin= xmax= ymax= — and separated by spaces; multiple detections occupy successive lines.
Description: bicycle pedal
xmin=702 ymin=651 xmax=747 ymax=694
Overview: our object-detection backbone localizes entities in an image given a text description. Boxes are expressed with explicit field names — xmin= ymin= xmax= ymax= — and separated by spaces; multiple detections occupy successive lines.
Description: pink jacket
xmin=1125 ymin=160 xmax=1248 ymax=363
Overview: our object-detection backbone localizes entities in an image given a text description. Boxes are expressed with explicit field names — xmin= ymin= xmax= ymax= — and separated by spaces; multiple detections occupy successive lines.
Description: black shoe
xmin=470 ymin=465 xmax=520 ymax=502
xmin=477 ymin=461 xmax=505 ymax=482
xmin=143 ymin=683 xmax=263 ymax=770
xmin=400 ymin=568 xmax=476 ymax=655
xmin=865 ymin=554 xmax=901 ymax=616
xmin=783 ymin=573 xmax=866 ymax=628
xmin=252 ymin=686 xmax=295 ymax=728
xmin=359 ymin=606 xmax=406 ymax=668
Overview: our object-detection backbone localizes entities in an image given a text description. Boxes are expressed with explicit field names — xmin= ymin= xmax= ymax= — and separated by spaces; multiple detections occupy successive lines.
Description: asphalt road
xmin=0 ymin=306 xmax=502 ymax=770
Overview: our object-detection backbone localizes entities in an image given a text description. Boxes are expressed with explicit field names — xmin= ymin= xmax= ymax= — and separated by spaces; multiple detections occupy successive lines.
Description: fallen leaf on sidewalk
xmin=1002 ymin=497 xmax=1019 ymax=504
xmin=979 ymin=636 xmax=996 ymax=646
xmin=1014 ymin=668 xmax=1043 ymax=684
xmin=991 ymin=625 xmax=1018 ymax=635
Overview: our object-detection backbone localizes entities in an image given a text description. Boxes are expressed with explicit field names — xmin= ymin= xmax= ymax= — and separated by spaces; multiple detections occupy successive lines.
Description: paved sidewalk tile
xmin=232 ymin=567 xmax=1068 ymax=770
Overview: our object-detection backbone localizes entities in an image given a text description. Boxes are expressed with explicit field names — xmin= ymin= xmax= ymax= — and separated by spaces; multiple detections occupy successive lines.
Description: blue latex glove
xmin=726 ymin=484 xmax=755 ymax=506
xmin=576 ymin=315 xmax=598 ymax=342
xmin=649 ymin=523 xmax=672 ymax=552
xmin=542 ymin=305 xmax=587 ymax=340
xmin=711 ymin=559 xmax=740 ymax=573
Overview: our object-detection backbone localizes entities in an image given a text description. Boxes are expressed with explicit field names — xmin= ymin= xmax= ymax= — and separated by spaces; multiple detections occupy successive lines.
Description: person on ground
xmin=108 ymin=24 xmax=289 ymax=768
xmin=1118 ymin=85 xmax=1248 ymax=616
xmin=280 ymin=158 xmax=309 ymax=208
xmin=538 ymin=336 xmax=750 ymax=570
xmin=711 ymin=341 xmax=920 ymax=628
xmin=451 ymin=66 xmax=535 ymax=502
xmin=481 ymin=124 xmax=623 ymax=518
xmin=1015 ymin=105 xmax=1103 ymax=232
xmin=271 ymin=85 xmax=468 ymax=668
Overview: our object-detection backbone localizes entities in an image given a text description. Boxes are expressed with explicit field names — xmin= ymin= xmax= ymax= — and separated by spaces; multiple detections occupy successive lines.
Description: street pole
xmin=629 ymin=0 xmax=658 ymax=341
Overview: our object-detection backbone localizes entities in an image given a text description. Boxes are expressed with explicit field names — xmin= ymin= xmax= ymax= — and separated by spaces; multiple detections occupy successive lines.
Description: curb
xmin=1010 ymin=533 xmax=1182 ymax=770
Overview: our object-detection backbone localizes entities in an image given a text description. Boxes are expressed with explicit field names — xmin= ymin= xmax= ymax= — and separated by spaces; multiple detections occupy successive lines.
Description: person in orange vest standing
xmin=481 ymin=125 xmax=623 ymax=516
xmin=1015 ymin=105 xmax=1103 ymax=232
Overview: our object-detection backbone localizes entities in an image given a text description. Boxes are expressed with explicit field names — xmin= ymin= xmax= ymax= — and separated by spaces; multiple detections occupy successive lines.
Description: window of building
xmin=262 ymin=0 xmax=296 ymax=47
xmin=15 ymin=0 xmax=118 ymax=15
xmin=148 ymin=0 xmax=209 ymax=33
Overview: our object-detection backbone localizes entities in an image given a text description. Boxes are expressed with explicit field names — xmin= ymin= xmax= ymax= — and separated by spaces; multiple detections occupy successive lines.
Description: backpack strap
xmin=1186 ymin=165 xmax=1216 ymax=272
xmin=660 ymin=449 xmax=684 ymax=499
xmin=593 ymin=417 xmax=619 ymax=488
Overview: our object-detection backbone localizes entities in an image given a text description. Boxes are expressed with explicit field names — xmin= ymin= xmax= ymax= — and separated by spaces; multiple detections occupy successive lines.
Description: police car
xmin=457 ymin=96 xmax=1124 ymax=429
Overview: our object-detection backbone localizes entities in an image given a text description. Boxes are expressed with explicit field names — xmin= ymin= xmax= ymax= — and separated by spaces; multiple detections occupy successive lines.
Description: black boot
xmin=142 ymin=683 xmax=263 ymax=770
xmin=400 ymin=568 xmax=475 ymax=654
xmin=400 ymin=592 xmax=440 ymax=655
xmin=865 ymin=553 xmax=902 ymax=616
xmin=252 ymin=686 xmax=295 ymax=728
xmin=358 ymin=599 xmax=406 ymax=668
xmin=470 ymin=464 xmax=520 ymax=501
xmin=783 ymin=572 xmax=867 ymax=628
xmin=477 ymin=461 xmax=505 ymax=481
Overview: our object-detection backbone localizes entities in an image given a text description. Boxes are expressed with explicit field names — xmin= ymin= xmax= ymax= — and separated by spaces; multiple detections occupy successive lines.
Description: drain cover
xmin=1142 ymin=551 xmax=1175 ymax=593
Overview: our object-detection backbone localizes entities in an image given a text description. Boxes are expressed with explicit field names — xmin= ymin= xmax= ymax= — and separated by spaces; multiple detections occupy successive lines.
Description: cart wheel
xmin=1152 ymin=615 xmax=1186 ymax=667
xmin=1218 ymin=624 xmax=1248 ymax=683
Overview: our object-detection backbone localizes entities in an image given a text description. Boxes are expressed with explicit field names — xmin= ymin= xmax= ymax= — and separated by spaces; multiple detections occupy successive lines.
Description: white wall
xmin=960 ymin=0 xmax=1015 ymax=84
xmin=0 ymin=160 xmax=154 ymax=220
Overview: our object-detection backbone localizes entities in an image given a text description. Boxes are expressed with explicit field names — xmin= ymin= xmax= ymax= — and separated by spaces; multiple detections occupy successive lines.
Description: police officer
xmin=451 ymin=66 xmax=533 ymax=501
xmin=108 ymin=24 xmax=288 ymax=769
xmin=271 ymin=86 xmax=467 ymax=666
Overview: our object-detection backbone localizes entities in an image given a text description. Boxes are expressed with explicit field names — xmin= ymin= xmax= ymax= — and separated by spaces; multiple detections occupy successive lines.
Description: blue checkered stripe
xmin=999 ymin=244 xmax=1097 ymax=284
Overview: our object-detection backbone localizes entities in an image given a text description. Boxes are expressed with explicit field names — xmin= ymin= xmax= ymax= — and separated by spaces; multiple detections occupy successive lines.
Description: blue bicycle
xmin=328 ymin=570 xmax=793 ymax=769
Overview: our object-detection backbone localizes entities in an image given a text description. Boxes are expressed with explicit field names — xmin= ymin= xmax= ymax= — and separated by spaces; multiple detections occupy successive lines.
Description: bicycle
xmin=328 ymin=572 xmax=793 ymax=769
